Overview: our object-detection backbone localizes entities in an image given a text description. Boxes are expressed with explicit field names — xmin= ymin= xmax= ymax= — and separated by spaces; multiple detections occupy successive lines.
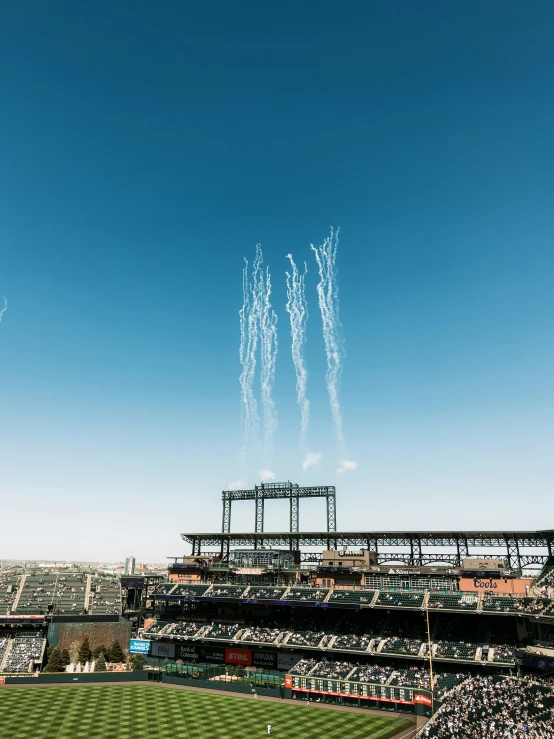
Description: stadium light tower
xmin=221 ymin=482 xmax=336 ymax=535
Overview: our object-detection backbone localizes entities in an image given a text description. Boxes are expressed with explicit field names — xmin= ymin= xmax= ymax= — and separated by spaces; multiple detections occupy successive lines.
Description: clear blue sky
xmin=1 ymin=2 xmax=553 ymax=561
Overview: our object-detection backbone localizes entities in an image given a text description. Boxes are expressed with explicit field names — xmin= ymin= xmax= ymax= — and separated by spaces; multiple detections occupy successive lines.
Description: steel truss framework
xmin=221 ymin=482 xmax=336 ymax=535
xmin=182 ymin=529 xmax=554 ymax=570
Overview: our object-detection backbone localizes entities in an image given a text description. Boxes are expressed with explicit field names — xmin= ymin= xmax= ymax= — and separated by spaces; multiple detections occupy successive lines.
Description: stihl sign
xmin=225 ymin=648 xmax=252 ymax=665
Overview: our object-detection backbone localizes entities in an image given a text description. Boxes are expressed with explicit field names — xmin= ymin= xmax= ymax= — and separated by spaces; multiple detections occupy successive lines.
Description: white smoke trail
xmin=239 ymin=250 xmax=263 ymax=446
xmin=311 ymin=228 xmax=344 ymax=443
xmin=260 ymin=263 xmax=278 ymax=449
xmin=285 ymin=255 xmax=309 ymax=438
xmin=0 ymin=297 xmax=7 ymax=323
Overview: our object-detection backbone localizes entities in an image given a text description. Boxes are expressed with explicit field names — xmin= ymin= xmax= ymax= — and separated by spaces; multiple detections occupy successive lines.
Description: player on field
xmin=267 ymin=723 xmax=272 ymax=734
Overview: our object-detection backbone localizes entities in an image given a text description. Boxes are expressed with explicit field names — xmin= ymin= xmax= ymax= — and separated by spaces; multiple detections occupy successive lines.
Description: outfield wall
xmin=0 ymin=670 xmax=149 ymax=685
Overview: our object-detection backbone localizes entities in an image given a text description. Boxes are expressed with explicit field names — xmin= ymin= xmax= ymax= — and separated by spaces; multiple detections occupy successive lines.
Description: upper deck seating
xmin=282 ymin=588 xmax=329 ymax=603
xmin=375 ymin=592 xmax=424 ymax=608
xmin=428 ymin=594 xmax=478 ymax=611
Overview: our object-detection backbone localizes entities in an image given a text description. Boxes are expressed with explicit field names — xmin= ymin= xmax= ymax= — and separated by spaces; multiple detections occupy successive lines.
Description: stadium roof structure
xmin=181 ymin=529 xmax=554 ymax=569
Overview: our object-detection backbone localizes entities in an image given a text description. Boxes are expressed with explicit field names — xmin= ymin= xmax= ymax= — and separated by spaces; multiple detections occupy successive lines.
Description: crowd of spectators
xmin=240 ymin=626 xmax=282 ymax=643
xmin=0 ymin=579 xmax=18 ymax=613
xmin=287 ymin=630 xmax=327 ymax=647
xmin=310 ymin=658 xmax=355 ymax=679
xmin=435 ymin=641 xmax=478 ymax=661
xmin=289 ymin=657 xmax=318 ymax=675
xmin=164 ymin=621 xmax=203 ymax=638
xmin=242 ymin=587 xmax=285 ymax=600
xmin=208 ymin=622 xmax=240 ymax=638
xmin=350 ymin=664 xmax=391 ymax=684
xmin=422 ymin=675 xmax=554 ymax=738
xmin=3 ymin=637 xmax=43 ymax=672
xmin=381 ymin=637 xmax=422 ymax=655
xmin=283 ymin=588 xmax=327 ymax=602
xmin=333 ymin=633 xmax=372 ymax=651
xmin=491 ymin=644 xmax=515 ymax=663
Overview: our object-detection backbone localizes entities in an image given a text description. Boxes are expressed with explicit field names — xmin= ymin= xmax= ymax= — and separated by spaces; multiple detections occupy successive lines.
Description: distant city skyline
xmin=1 ymin=2 xmax=553 ymax=561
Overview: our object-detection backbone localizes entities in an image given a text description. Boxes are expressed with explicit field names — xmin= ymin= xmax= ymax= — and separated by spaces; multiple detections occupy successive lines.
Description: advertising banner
xmin=252 ymin=651 xmax=277 ymax=669
xmin=225 ymin=648 xmax=252 ymax=666
xmin=414 ymin=694 xmax=432 ymax=706
xmin=177 ymin=644 xmax=226 ymax=663
xmin=129 ymin=639 xmax=151 ymax=655
xmin=151 ymin=641 xmax=175 ymax=659
xmin=277 ymin=653 xmax=303 ymax=671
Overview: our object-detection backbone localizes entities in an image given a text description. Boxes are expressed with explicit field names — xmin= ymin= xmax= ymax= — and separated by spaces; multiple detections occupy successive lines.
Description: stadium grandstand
xmin=2 ymin=481 xmax=554 ymax=735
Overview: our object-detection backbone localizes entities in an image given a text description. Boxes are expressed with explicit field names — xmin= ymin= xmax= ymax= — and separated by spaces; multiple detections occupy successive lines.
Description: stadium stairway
xmin=84 ymin=575 xmax=92 ymax=610
xmin=0 ymin=639 xmax=13 ymax=670
xmin=323 ymin=589 xmax=334 ymax=603
xmin=10 ymin=575 xmax=27 ymax=613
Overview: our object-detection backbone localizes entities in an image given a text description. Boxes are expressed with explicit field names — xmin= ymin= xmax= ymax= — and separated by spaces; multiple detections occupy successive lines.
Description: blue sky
xmin=1 ymin=2 xmax=553 ymax=561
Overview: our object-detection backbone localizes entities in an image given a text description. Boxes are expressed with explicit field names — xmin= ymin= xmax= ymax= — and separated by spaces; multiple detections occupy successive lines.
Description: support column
xmin=255 ymin=493 xmax=264 ymax=534
xmin=222 ymin=493 xmax=231 ymax=534
xmin=326 ymin=491 xmax=336 ymax=533
xmin=290 ymin=492 xmax=299 ymax=533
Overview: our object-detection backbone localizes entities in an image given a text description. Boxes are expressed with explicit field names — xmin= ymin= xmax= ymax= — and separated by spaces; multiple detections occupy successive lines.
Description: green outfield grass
xmin=0 ymin=684 xmax=413 ymax=739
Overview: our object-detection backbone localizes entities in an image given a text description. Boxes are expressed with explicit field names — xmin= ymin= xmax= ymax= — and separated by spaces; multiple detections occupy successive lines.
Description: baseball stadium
xmin=1 ymin=482 xmax=553 ymax=738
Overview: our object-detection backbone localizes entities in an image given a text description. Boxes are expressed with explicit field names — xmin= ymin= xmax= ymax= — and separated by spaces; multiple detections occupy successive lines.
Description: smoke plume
xmin=302 ymin=452 xmax=323 ymax=471
xmin=311 ymin=228 xmax=344 ymax=442
xmin=285 ymin=255 xmax=309 ymax=438
xmin=0 ymin=297 xmax=7 ymax=323
xmin=260 ymin=263 xmax=278 ymax=449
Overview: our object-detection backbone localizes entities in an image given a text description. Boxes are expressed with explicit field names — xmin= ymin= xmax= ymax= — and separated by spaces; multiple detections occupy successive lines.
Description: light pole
xmin=425 ymin=601 xmax=435 ymax=716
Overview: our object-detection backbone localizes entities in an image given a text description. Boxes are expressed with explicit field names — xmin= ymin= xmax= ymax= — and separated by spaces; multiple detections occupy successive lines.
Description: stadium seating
xmin=309 ymin=658 xmax=355 ymax=679
xmin=389 ymin=667 xmax=431 ymax=689
xmin=375 ymin=592 xmax=424 ymax=608
xmin=380 ymin=637 xmax=422 ymax=656
xmin=0 ymin=636 xmax=10 ymax=663
xmin=422 ymin=676 xmax=554 ymax=738
xmin=240 ymin=626 xmax=282 ymax=644
xmin=142 ymin=621 xmax=168 ymax=636
xmin=433 ymin=672 xmax=471 ymax=699
xmin=349 ymin=664 xmax=391 ymax=684
xmin=328 ymin=590 xmax=374 ymax=604
xmin=289 ymin=657 xmax=318 ymax=675
xmin=2 ymin=637 xmax=43 ymax=672
xmin=171 ymin=584 xmax=211 ymax=596
xmin=242 ymin=587 xmax=287 ymax=600
xmin=481 ymin=596 xmax=529 ymax=613
xmin=209 ymin=586 xmax=247 ymax=599
xmin=0 ymin=576 xmax=19 ymax=614
xmin=88 ymin=576 xmax=121 ymax=615
xmin=15 ymin=574 xmax=88 ymax=615
xmin=434 ymin=641 xmax=478 ymax=660
xmin=163 ymin=621 xmax=203 ymax=638
xmin=491 ymin=645 xmax=515 ymax=663
xmin=282 ymin=588 xmax=329 ymax=603
xmin=332 ymin=633 xmax=372 ymax=651
xmin=207 ymin=622 xmax=241 ymax=639
xmin=286 ymin=630 xmax=327 ymax=647
xmin=153 ymin=584 xmax=176 ymax=595
xmin=427 ymin=593 xmax=478 ymax=611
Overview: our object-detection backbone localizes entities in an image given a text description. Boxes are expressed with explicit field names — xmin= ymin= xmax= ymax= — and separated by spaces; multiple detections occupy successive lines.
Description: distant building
xmin=124 ymin=556 xmax=136 ymax=576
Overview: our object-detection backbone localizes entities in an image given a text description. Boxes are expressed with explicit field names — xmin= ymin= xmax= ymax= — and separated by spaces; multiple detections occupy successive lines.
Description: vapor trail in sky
xmin=239 ymin=249 xmax=262 ymax=446
xmin=311 ymin=228 xmax=344 ymax=443
xmin=311 ymin=229 xmax=357 ymax=473
xmin=285 ymin=255 xmax=309 ymax=438
xmin=260 ymin=263 xmax=278 ymax=449
xmin=0 ymin=297 xmax=7 ymax=323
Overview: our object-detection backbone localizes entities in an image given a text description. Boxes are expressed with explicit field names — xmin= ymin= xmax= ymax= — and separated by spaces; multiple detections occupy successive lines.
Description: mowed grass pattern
xmin=0 ymin=684 xmax=412 ymax=739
